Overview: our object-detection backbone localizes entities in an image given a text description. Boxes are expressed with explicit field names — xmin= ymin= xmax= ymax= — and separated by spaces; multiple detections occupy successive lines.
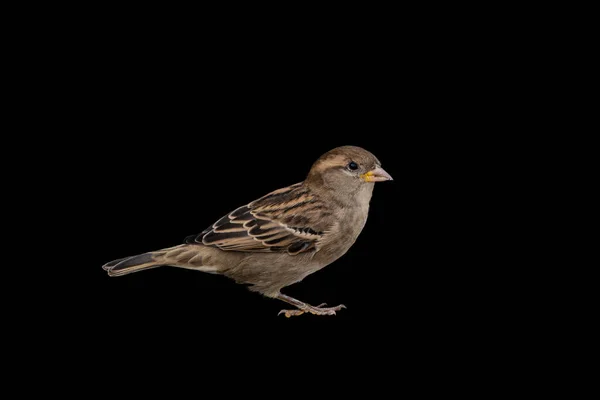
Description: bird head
xmin=306 ymin=146 xmax=393 ymax=193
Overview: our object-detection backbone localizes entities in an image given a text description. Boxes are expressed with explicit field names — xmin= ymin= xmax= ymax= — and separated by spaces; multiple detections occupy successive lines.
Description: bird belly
xmin=220 ymin=252 xmax=325 ymax=297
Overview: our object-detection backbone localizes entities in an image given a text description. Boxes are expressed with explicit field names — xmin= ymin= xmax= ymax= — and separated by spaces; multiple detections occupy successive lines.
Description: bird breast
xmin=316 ymin=191 xmax=372 ymax=263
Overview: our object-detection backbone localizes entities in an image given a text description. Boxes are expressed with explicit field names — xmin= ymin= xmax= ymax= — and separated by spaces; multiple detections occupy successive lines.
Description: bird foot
xmin=278 ymin=303 xmax=346 ymax=318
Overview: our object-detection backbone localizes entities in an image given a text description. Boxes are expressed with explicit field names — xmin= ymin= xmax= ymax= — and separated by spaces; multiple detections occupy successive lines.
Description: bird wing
xmin=185 ymin=183 xmax=331 ymax=255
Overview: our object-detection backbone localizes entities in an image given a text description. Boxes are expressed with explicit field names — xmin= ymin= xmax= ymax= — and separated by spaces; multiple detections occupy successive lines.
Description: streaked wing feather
xmin=185 ymin=183 xmax=328 ymax=255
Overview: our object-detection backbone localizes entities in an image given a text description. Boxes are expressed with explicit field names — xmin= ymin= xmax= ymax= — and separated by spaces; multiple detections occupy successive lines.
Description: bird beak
xmin=361 ymin=166 xmax=393 ymax=182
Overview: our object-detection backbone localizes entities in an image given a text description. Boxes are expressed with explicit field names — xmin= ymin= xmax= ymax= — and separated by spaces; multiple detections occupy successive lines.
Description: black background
xmin=31 ymin=10 xmax=539 ymax=388
xmin=71 ymin=72 xmax=470 ymax=331
xmin=59 ymin=31 xmax=504 ymax=334
xmin=72 ymin=84 xmax=500 ymax=338
xmin=67 ymin=28 xmax=451 ymax=328
xmin=8 ymin=3 xmax=574 ymax=395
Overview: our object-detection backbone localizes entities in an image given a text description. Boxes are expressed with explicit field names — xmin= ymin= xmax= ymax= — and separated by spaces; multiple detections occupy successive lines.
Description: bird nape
xmin=103 ymin=145 xmax=393 ymax=317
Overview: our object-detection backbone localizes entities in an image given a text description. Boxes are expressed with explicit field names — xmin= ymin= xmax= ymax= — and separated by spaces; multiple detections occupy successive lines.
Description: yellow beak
xmin=361 ymin=166 xmax=393 ymax=182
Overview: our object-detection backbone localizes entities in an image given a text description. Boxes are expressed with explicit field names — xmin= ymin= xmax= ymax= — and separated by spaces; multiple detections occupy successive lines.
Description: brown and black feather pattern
xmin=185 ymin=182 xmax=330 ymax=255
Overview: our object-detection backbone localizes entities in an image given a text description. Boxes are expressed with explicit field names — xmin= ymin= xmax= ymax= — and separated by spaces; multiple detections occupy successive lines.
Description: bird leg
xmin=276 ymin=293 xmax=346 ymax=317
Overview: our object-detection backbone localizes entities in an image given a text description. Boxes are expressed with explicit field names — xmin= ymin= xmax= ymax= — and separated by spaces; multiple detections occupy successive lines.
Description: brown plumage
xmin=103 ymin=146 xmax=392 ymax=317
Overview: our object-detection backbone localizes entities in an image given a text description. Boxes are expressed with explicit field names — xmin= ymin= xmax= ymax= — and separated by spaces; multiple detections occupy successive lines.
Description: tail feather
xmin=102 ymin=256 xmax=130 ymax=271
xmin=102 ymin=252 xmax=162 ymax=277
xmin=103 ymin=245 xmax=220 ymax=277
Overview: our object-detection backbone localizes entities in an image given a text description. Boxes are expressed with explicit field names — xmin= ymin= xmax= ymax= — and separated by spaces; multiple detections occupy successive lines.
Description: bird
xmin=103 ymin=146 xmax=392 ymax=317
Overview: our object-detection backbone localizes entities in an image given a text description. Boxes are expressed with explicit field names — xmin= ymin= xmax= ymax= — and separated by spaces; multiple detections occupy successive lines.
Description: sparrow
xmin=103 ymin=146 xmax=392 ymax=317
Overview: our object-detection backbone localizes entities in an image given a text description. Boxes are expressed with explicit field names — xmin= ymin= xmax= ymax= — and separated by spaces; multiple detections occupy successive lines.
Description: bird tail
xmin=102 ymin=245 xmax=217 ymax=277
xmin=102 ymin=251 xmax=165 ymax=277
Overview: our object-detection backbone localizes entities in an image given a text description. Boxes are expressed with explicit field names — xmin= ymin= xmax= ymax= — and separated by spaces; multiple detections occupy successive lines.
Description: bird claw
xmin=278 ymin=309 xmax=305 ymax=318
xmin=278 ymin=303 xmax=346 ymax=318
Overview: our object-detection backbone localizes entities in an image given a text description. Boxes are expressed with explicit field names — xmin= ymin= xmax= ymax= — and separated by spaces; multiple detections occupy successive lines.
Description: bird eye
xmin=347 ymin=161 xmax=359 ymax=170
